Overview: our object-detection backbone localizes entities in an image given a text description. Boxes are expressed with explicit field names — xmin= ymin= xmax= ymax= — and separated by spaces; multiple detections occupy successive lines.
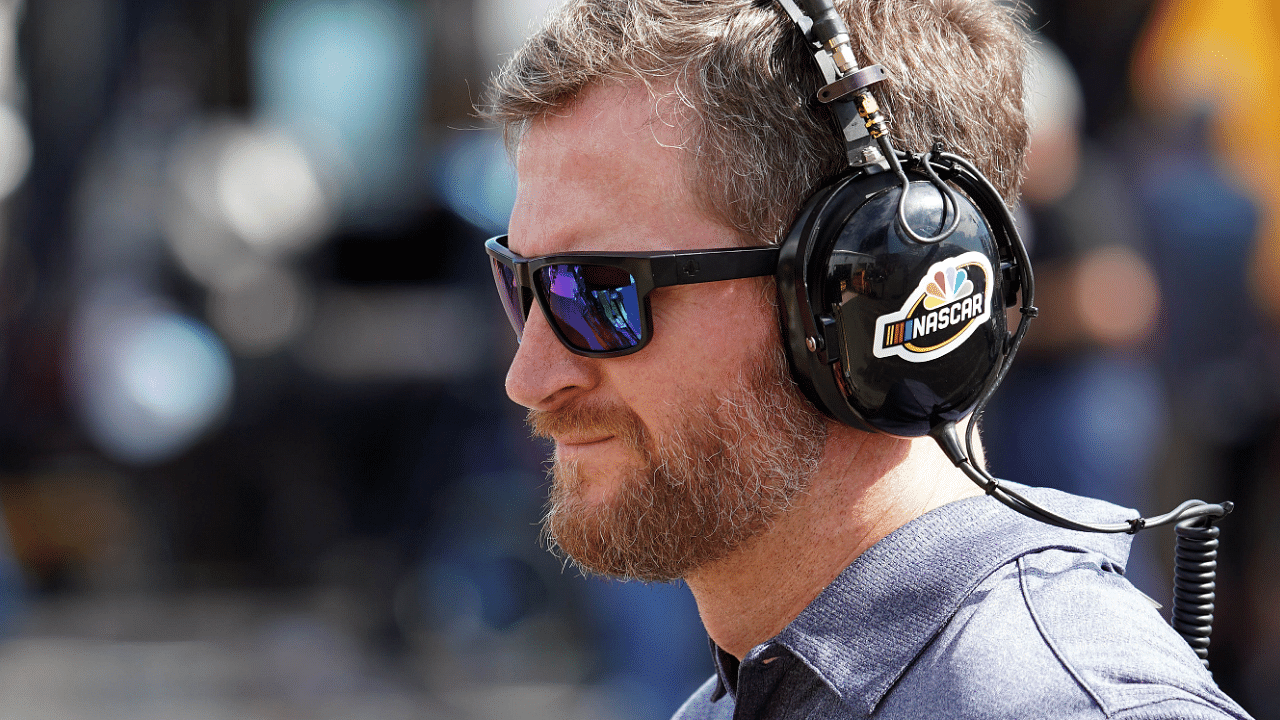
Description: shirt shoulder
xmin=877 ymin=547 xmax=1251 ymax=719
xmin=1016 ymin=548 xmax=1251 ymax=719
xmin=671 ymin=675 xmax=733 ymax=720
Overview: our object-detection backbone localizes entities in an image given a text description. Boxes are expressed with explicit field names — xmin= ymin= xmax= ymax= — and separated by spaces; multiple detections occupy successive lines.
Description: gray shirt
xmin=672 ymin=486 xmax=1252 ymax=720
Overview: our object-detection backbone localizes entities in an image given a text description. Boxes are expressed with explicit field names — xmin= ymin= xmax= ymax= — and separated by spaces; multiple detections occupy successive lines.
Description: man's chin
xmin=552 ymin=463 xmax=622 ymax=509
xmin=553 ymin=441 xmax=641 ymax=505
xmin=542 ymin=460 xmax=670 ymax=580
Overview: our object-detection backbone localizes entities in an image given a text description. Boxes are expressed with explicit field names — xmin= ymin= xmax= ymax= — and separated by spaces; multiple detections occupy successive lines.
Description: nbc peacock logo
xmin=873 ymin=251 xmax=993 ymax=363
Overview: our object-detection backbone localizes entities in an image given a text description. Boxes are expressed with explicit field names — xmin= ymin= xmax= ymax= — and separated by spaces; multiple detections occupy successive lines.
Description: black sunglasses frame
xmin=486 ymin=234 xmax=781 ymax=358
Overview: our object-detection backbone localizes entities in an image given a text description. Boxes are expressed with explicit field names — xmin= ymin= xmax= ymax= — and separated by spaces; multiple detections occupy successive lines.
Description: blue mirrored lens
xmin=538 ymin=264 xmax=642 ymax=352
xmin=490 ymin=258 xmax=526 ymax=339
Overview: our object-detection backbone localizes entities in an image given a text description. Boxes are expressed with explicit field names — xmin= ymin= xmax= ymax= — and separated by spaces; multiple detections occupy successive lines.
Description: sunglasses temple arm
xmin=651 ymin=246 xmax=781 ymax=286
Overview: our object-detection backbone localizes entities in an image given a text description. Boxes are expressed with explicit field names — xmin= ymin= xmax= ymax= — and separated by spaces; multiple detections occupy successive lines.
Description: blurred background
xmin=0 ymin=0 xmax=1272 ymax=718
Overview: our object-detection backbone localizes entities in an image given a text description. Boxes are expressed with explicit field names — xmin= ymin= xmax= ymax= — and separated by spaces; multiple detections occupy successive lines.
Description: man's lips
xmin=557 ymin=435 xmax=616 ymax=448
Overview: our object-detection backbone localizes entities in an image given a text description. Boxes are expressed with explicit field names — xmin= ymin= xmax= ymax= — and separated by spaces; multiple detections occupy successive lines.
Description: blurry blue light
xmin=74 ymin=300 xmax=235 ymax=466
xmin=121 ymin=316 xmax=234 ymax=427
xmin=254 ymin=0 xmax=425 ymax=152
xmin=434 ymin=132 xmax=517 ymax=235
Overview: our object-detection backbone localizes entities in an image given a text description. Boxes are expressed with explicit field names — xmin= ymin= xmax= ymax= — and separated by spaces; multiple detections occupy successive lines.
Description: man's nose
xmin=504 ymin=302 xmax=598 ymax=411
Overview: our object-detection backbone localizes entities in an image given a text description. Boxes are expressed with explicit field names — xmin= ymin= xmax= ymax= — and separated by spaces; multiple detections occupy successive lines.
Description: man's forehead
xmin=507 ymin=80 xmax=730 ymax=256
xmin=516 ymin=81 xmax=689 ymax=163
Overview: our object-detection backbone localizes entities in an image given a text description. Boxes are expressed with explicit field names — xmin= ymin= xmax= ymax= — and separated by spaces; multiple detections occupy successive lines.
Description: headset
xmin=775 ymin=0 xmax=1231 ymax=668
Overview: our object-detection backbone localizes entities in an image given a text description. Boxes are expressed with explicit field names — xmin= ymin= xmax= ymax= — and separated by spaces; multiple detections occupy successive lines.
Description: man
xmin=482 ymin=0 xmax=1253 ymax=718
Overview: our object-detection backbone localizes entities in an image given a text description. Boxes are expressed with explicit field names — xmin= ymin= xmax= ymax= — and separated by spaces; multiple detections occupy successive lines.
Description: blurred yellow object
xmin=1132 ymin=0 xmax=1280 ymax=317
xmin=1 ymin=472 xmax=139 ymax=587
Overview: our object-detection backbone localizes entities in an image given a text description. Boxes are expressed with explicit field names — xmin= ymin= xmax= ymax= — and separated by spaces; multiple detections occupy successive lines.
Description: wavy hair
xmin=484 ymin=0 xmax=1029 ymax=245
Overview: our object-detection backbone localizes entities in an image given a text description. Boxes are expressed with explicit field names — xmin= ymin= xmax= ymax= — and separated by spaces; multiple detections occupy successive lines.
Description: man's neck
xmin=684 ymin=428 xmax=983 ymax=659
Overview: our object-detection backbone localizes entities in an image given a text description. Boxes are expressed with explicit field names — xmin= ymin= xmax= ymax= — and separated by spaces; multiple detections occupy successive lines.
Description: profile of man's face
xmin=501 ymin=83 xmax=829 ymax=581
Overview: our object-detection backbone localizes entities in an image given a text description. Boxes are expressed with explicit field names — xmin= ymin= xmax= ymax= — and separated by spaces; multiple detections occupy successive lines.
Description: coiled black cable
xmin=1173 ymin=512 xmax=1229 ymax=668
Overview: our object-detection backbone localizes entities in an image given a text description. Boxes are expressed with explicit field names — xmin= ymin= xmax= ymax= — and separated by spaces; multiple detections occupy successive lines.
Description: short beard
xmin=528 ymin=346 xmax=828 ymax=582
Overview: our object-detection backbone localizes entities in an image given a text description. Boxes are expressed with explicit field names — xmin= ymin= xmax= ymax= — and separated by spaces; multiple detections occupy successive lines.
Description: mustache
xmin=527 ymin=402 xmax=649 ymax=453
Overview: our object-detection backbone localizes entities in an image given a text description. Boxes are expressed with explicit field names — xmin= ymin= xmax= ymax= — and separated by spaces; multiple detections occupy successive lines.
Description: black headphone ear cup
xmin=777 ymin=169 xmax=1010 ymax=437
xmin=778 ymin=170 xmax=888 ymax=434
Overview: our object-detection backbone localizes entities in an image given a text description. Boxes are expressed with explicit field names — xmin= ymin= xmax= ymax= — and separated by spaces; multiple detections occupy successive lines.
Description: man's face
xmin=503 ymin=83 xmax=828 ymax=581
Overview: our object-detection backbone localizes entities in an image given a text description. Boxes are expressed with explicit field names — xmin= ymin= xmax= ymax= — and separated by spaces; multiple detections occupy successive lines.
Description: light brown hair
xmin=484 ymin=0 xmax=1029 ymax=246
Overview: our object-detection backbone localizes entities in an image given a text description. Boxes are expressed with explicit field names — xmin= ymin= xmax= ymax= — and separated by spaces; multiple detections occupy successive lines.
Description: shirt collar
xmin=711 ymin=486 xmax=1136 ymax=714
xmin=710 ymin=640 xmax=737 ymax=702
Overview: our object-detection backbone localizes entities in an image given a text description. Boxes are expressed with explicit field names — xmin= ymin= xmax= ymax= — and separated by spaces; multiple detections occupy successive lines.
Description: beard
xmin=528 ymin=345 xmax=829 ymax=582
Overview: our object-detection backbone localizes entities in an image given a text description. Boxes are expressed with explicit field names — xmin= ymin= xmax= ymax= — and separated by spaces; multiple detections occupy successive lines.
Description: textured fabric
xmin=672 ymin=486 xmax=1253 ymax=720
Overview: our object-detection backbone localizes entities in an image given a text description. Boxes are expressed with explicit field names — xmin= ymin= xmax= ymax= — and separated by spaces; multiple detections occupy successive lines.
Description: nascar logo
xmin=872 ymin=252 xmax=993 ymax=363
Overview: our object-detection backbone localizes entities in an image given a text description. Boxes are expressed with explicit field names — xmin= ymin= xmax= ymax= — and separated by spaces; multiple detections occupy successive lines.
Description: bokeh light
xmin=69 ymin=284 xmax=235 ymax=466
xmin=253 ymin=0 xmax=426 ymax=218
xmin=0 ymin=104 xmax=32 ymax=201
xmin=214 ymin=124 xmax=333 ymax=258
xmin=206 ymin=262 xmax=312 ymax=357
xmin=434 ymin=130 xmax=517 ymax=235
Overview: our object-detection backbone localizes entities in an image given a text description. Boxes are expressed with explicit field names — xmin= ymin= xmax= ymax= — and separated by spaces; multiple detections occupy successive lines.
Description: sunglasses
xmin=486 ymin=235 xmax=780 ymax=357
